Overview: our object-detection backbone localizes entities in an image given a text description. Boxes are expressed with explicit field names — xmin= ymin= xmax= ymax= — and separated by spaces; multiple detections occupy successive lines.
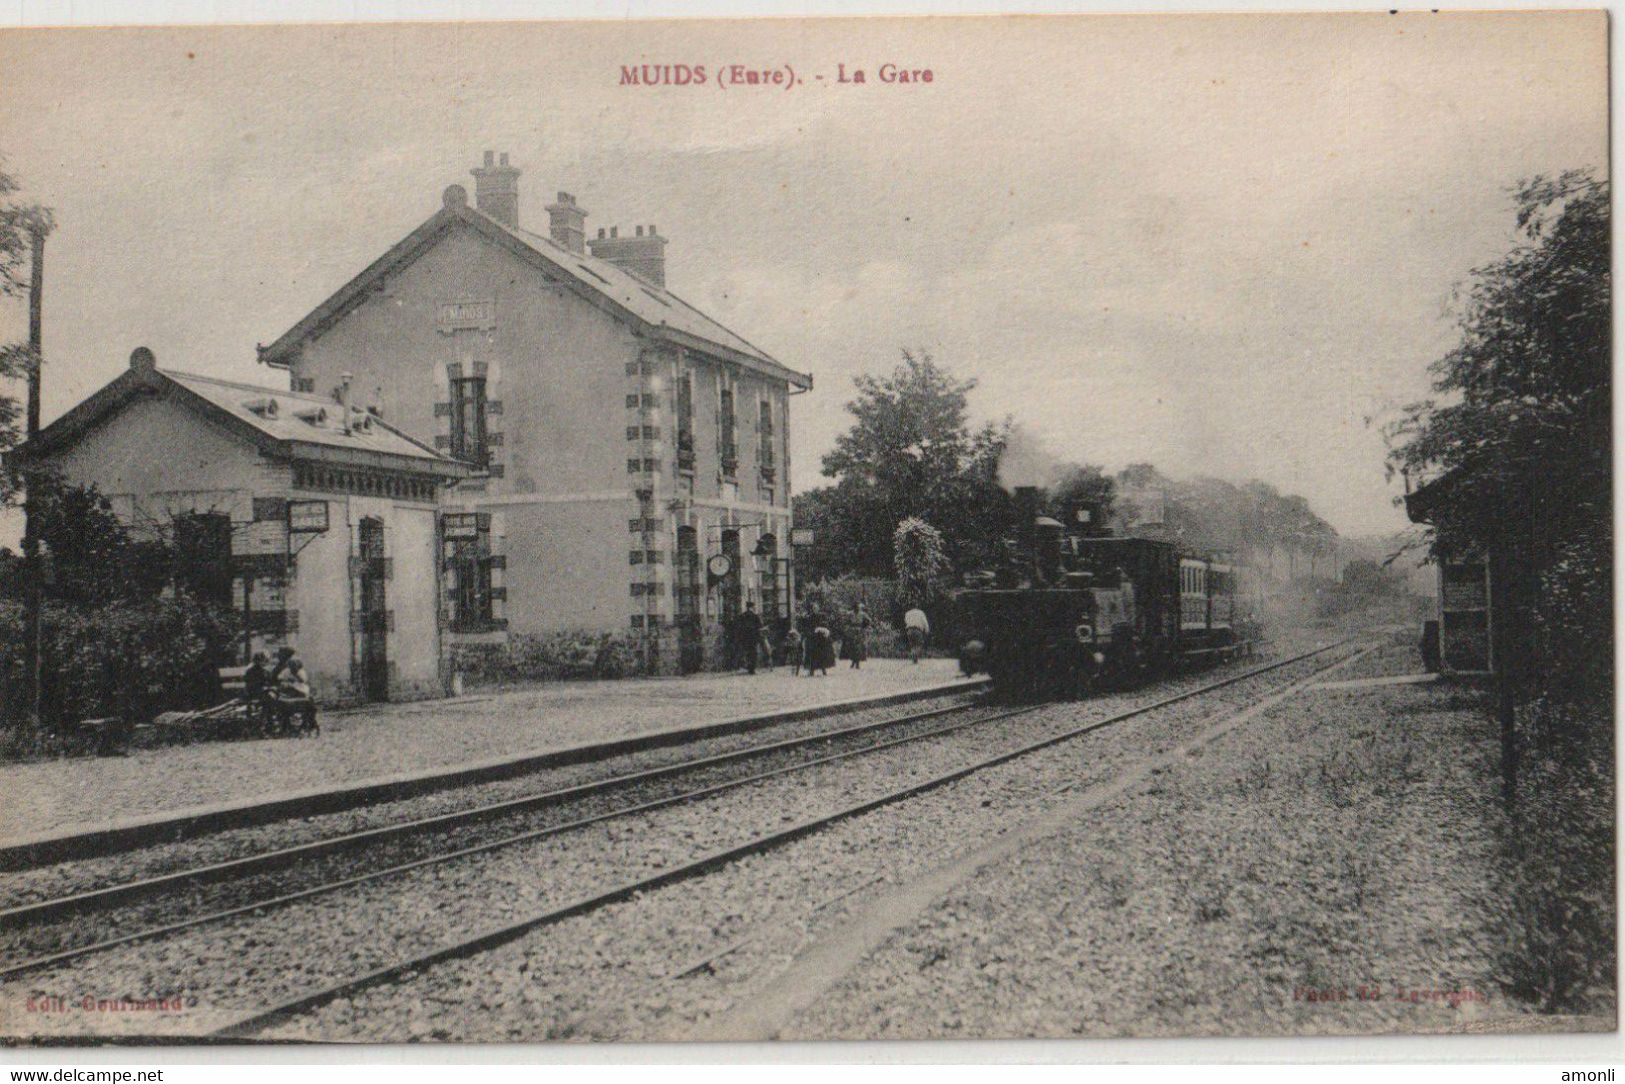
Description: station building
xmin=18 ymin=347 xmax=473 ymax=703
xmin=255 ymin=152 xmax=813 ymax=673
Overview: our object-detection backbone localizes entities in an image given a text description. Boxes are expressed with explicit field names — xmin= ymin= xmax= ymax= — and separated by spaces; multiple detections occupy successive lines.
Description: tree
xmin=1111 ymin=464 xmax=1335 ymax=566
xmin=803 ymin=349 xmax=1009 ymax=575
xmin=1044 ymin=463 xmax=1115 ymax=524
xmin=1385 ymin=170 xmax=1610 ymax=1015
xmin=0 ymin=158 xmax=54 ymax=505
xmin=893 ymin=517 xmax=949 ymax=608
xmin=1385 ymin=170 xmax=1610 ymax=699
xmin=18 ymin=473 xmax=169 ymax=605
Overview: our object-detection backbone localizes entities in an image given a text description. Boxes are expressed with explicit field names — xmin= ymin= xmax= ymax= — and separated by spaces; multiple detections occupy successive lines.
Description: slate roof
xmin=258 ymin=191 xmax=812 ymax=390
xmin=17 ymin=358 xmax=473 ymax=479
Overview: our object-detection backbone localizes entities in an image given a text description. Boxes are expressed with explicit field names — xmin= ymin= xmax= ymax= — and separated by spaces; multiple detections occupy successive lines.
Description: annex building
xmin=19 ymin=348 xmax=473 ymax=703
xmin=256 ymin=152 xmax=813 ymax=674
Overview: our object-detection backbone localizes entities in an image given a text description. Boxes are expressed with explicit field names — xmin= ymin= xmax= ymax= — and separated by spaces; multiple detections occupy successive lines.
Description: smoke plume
xmin=997 ymin=424 xmax=1067 ymax=491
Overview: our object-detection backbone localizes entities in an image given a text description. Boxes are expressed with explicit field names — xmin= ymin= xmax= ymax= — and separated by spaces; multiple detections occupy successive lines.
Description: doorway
xmin=676 ymin=525 xmax=703 ymax=673
xmin=357 ymin=517 xmax=389 ymax=701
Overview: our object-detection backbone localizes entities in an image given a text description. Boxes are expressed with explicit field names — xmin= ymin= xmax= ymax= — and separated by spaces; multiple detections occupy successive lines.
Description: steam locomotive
xmin=953 ymin=487 xmax=1251 ymax=697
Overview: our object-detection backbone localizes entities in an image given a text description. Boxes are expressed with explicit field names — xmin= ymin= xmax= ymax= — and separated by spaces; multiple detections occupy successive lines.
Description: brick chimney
xmin=546 ymin=191 xmax=588 ymax=254
xmin=587 ymin=224 xmax=669 ymax=287
xmin=470 ymin=151 xmax=521 ymax=228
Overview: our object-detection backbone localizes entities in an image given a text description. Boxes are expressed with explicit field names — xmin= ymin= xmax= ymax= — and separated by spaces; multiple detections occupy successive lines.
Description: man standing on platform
xmin=735 ymin=600 xmax=763 ymax=675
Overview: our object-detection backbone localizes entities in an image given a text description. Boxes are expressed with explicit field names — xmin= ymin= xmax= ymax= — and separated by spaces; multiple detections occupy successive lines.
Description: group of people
xmin=729 ymin=601 xmax=932 ymax=676
xmin=241 ymin=647 xmax=320 ymax=736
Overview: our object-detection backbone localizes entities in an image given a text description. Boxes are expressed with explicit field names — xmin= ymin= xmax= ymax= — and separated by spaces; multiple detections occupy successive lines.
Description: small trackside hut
xmin=1403 ymin=468 xmax=1497 ymax=675
xmin=14 ymin=348 xmax=474 ymax=704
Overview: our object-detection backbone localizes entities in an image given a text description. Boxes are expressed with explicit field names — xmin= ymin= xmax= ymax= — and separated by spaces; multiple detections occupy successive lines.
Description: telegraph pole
xmin=21 ymin=220 xmax=47 ymax=730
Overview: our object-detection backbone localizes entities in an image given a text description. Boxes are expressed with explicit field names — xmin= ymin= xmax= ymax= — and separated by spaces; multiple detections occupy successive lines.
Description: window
xmin=174 ymin=512 xmax=234 ymax=614
xmin=758 ymin=397 xmax=776 ymax=479
xmin=450 ymin=377 xmax=488 ymax=466
xmin=444 ymin=513 xmax=500 ymax=631
xmin=719 ymin=388 xmax=737 ymax=476
xmin=676 ymin=371 xmax=695 ymax=471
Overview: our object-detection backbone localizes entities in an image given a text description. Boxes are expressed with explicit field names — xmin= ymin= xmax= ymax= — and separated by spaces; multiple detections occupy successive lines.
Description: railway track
xmin=0 ymin=691 xmax=1010 ymax=977
xmin=206 ymin=640 xmax=1357 ymax=1040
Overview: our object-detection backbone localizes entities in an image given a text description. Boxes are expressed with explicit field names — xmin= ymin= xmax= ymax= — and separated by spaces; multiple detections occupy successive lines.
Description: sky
xmin=0 ymin=12 xmax=1608 ymax=541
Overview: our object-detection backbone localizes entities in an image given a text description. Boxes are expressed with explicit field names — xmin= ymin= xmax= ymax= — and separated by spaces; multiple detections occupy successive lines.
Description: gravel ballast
xmin=782 ymin=679 xmax=1602 ymax=1038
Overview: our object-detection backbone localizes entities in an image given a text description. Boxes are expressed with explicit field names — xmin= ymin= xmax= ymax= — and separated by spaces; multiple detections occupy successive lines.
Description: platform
xmin=0 ymin=659 xmax=978 ymax=866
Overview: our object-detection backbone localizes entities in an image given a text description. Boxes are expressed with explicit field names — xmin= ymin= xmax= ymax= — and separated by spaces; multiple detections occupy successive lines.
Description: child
xmin=274 ymin=654 xmax=319 ymax=736
xmin=784 ymin=626 xmax=804 ymax=676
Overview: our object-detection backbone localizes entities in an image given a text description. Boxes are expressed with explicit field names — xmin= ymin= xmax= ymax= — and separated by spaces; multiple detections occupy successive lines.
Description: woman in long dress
xmin=845 ymin=604 xmax=873 ymax=669
xmin=804 ymin=613 xmax=836 ymax=675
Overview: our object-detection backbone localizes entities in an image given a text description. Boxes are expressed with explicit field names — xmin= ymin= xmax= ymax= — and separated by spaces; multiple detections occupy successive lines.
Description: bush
xmin=453 ymin=629 xmax=649 ymax=686
xmin=1496 ymin=696 xmax=1615 ymax=1013
xmin=0 ymin=593 xmax=239 ymax=738
xmin=0 ymin=477 xmax=241 ymax=752
xmin=894 ymin=517 xmax=949 ymax=609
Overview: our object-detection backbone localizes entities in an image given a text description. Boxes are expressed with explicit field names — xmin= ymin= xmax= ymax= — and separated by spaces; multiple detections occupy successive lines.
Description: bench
xmin=218 ymin=665 xmax=251 ymax=698
xmin=74 ymin=716 xmax=124 ymax=756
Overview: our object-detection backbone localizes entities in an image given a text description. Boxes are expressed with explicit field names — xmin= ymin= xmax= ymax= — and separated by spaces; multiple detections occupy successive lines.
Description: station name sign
xmin=437 ymin=299 xmax=496 ymax=334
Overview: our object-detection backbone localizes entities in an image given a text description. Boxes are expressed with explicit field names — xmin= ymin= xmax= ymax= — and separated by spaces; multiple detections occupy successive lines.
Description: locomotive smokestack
xmin=1014 ymin=486 xmax=1040 ymax=565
